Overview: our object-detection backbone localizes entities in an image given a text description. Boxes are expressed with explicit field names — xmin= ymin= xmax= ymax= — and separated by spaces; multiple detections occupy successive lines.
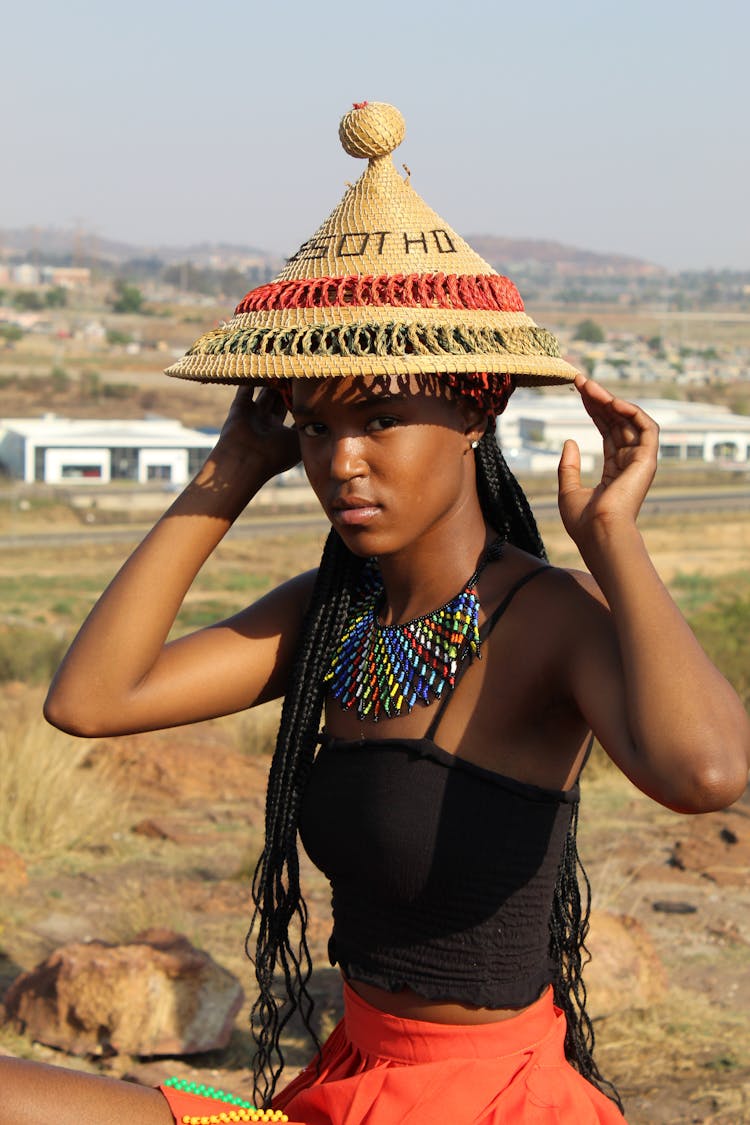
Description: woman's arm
xmin=0 ymin=1057 xmax=172 ymax=1125
xmin=558 ymin=375 xmax=750 ymax=812
xmin=44 ymin=387 xmax=312 ymax=737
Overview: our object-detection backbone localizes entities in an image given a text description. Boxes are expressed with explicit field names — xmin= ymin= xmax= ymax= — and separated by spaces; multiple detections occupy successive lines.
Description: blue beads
xmin=323 ymin=554 xmax=490 ymax=721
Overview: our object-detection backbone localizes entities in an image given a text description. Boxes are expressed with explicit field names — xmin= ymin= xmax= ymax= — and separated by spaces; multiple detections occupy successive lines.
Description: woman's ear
xmin=459 ymin=400 xmax=491 ymax=446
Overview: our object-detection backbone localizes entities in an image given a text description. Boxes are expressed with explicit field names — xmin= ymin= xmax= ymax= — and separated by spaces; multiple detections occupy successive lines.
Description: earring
xmin=470 ymin=439 xmax=479 ymax=449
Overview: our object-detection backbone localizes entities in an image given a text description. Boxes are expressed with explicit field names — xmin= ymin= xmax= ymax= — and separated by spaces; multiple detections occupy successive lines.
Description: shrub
xmin=689 ymin=595 xmax=750 ymax=709
xmin=102 ymin=382 xmax=136 ymax=399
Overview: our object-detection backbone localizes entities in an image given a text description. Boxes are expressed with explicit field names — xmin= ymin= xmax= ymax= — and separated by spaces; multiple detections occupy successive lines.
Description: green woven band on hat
xmin=165 ymin=101 xmax=579 ymax=392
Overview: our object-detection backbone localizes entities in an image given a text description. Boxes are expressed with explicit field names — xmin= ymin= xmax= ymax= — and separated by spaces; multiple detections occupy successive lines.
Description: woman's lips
xmin=331 ymin=502 xmax=380 ymax=526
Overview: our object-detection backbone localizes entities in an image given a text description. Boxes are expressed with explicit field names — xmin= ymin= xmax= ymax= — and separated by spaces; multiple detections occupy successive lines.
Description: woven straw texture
xmin=166 ymin=102 xmax=578 ymax=389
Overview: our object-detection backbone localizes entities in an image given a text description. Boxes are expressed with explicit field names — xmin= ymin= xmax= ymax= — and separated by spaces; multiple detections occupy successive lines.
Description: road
xmin=2 ymin=489 xmax=750 ymax=550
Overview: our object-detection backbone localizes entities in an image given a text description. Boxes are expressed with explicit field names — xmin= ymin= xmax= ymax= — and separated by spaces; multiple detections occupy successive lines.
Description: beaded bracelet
xmin=159 ymin=1077 xmax=288 ymax=1123
xmin=180 ymin=1113 xmax=287 ymax=1123
xmin=162 ymin=1077 xmax=256 ymax=1108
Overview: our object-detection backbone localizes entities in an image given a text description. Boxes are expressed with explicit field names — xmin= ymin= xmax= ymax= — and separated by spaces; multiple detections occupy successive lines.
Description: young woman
xmin=2 ymin=102 xmax=748 ymax=1124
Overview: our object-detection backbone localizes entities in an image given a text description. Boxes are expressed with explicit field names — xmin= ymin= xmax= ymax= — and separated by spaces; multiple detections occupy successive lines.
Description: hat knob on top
xmin=339 ymin=101 xmax=406 ymax=159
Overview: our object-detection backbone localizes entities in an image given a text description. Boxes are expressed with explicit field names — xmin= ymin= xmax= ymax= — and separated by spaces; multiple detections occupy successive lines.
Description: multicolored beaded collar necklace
xmin=325 ymin=539 xmax=504 ymax=721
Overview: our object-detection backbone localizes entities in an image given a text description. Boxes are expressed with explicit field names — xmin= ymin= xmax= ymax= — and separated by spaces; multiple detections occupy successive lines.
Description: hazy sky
xmin=3 ymin=0 xmax=748 ymax=270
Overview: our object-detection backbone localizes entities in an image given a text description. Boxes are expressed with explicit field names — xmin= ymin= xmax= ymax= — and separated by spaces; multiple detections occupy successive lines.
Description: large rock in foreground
xmin=3 ymin=928 xmax=244 ymax=1056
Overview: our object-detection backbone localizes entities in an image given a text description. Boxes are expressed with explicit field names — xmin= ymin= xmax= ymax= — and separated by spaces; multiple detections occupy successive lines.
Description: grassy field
xmin=0 ymin=513 xmax=749 ymax=1122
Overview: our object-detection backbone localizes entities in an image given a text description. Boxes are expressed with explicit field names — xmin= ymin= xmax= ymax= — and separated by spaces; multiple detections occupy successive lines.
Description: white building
xmin=499 ymin=391 xmax=750 ymax=470
xmin=0 ymin=416 xmax=216 ymax=485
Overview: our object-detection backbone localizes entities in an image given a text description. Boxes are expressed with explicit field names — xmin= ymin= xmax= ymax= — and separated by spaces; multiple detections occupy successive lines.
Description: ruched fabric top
xmin=298 ymin=564 xmax=577 ymax=1009
xmin=299 ymin=735 xmax=577 ymax=1008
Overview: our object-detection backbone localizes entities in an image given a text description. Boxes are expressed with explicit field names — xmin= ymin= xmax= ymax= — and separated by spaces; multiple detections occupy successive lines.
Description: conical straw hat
xmin=166 ymin=102 xmax=578 ymax=404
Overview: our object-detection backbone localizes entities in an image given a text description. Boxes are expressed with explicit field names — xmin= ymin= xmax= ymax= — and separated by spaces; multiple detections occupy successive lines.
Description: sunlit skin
xmin=291 ymin=375 xmax=489 ymax=622
xmin=16 ymin=371 xmax=749 ymax=1120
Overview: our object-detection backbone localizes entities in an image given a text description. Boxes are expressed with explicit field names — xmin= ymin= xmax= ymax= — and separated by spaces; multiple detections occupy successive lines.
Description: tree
xmin=573 ymin=318 xmax=605 ymax=344
xmin=45 ymin=286 xmax=68 ymax=308
xmin=50 ymin=365 xmax=71 ymax=394
xmin=13 ymin=290 xmax=45 ymax=311
xmin=111 ymin=280 xmax=144 ymax=314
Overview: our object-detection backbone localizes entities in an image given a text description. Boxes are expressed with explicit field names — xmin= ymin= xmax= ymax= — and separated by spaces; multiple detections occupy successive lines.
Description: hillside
xmin=2 ymin=226 xmax=663 ymax=277
xmin=468 ymin=235 xmax=664 ymax=278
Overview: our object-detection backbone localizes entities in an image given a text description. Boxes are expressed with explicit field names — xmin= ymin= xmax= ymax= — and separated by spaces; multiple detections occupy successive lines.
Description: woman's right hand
xmin=214 ymin=385 xmax=301 ymax=482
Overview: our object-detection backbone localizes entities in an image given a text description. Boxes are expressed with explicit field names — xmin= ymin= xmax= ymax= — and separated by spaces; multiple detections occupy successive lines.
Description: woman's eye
xmin=297 ymin=421 xmax=327 ymax=437
xmin=368 ymin=416 xmax=398 ymax=432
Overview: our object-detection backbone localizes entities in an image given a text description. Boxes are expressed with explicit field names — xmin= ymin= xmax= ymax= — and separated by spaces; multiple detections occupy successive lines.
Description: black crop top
xmin=298 ymin=564 xmax=577 ymax=1009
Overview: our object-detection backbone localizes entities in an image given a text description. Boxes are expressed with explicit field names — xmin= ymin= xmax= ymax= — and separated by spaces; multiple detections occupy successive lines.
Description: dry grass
xmin=0 ymin=698 xmax=131 ymax=860
xmin=103 ymin=874 xmax=191 ymax=944
xmin=224 ymin=699 xmax=283 ymax=758
xmin=596 ymin=987 xmax=750 ymax=1115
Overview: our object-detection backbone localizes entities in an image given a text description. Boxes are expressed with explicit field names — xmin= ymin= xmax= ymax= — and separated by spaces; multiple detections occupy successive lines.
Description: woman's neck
xmin=376 ymin=513 xmax=493 ymax=625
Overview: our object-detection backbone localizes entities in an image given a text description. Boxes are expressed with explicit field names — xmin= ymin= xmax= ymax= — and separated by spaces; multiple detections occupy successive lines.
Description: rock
xmin=3 ymin=928 xmax=244 ymax=1057
xmin=131 ymin=818 xmax=214 ymax=846
xmin=666 ymin=809 xmax=750 ymax=886
xmin=651 ymin=900 xmax=697 ymax=914
xmin=585 ymin=910 xmax=667 ymax=1017
xmin=0 ymin=845 xmax=28 ymax=895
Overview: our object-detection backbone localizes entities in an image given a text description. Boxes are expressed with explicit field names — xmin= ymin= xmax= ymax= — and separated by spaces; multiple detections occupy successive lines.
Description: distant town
xmin=2 ymin=226 xmax=750 ymax=491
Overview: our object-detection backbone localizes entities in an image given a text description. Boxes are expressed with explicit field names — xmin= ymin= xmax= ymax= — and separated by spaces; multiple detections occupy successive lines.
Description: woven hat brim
xmin=165 ymin=298 xmax=577 ymax=387
xmin=165 ymin=351 xmax=578 ymax=387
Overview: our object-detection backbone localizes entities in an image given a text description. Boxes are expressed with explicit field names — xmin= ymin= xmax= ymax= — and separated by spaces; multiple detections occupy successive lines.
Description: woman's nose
xmin=329 ymin=435 xmax=367 ymax=480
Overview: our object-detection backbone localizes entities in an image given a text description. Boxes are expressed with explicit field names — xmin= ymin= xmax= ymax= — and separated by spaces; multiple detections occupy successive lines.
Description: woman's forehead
xmin=290 ymin=373 xmax=452 ymax=410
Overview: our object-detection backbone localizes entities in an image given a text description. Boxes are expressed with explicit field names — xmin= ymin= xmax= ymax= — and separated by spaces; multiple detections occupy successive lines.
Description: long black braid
xmin=248 ymin=427 xmax=622 ymax=1110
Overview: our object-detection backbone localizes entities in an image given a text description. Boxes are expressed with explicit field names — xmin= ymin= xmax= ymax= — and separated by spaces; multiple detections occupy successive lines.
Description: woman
xmin=2 ymin=102 xmax=748 ymax=1125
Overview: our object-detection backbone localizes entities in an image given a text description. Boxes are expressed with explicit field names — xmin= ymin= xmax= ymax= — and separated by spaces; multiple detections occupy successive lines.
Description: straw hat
xmin=166 ymin=101 xmax=578 ymax=408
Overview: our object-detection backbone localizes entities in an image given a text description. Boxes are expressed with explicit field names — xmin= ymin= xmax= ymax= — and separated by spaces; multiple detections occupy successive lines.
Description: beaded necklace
xmin=324 ymin=539 xmax=504 ymax=721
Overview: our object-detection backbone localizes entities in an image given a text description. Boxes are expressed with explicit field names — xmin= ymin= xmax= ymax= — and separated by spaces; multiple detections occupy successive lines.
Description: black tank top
xmin=299 ymin=564 xmax=577 ymax=1009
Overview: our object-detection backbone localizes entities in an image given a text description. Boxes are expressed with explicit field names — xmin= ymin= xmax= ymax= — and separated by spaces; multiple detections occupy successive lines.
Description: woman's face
xmin=291 ymin=374 xmax=485 ymax=557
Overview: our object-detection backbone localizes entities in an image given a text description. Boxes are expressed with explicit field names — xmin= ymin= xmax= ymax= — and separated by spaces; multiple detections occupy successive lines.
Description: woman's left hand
xmin=558 ymin=373 xmax=659 ymax=549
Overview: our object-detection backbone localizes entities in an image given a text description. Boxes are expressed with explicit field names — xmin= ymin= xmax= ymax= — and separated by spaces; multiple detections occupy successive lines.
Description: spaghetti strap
xmin=481 ymin=563 xmax=554 ymax=641
xmin=424 ymin=564 xmax=555 ymax=742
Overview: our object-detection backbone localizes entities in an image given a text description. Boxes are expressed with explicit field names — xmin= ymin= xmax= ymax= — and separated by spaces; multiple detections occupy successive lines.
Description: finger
xmin=233 ymin=384 xmax=256 ymax=405
xmin=578 ymin=379 xmax=649 ymax=429
xmin=558 ymin=438 xmax=582 ymax=496
xmin=255 ymin=385 xmax=289 ymax=419
xmin=580 ymin=389 xmax=657 ymax=450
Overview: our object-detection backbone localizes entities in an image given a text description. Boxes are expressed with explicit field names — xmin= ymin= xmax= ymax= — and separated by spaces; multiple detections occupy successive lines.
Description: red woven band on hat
xmin=235 ymin=274 xmax=524 ymax=315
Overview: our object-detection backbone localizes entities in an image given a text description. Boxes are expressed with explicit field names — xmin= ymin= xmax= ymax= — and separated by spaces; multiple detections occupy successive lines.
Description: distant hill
xmin=2 ymin=225 xmax=663 ymax=277
xmin=468 ymin=235 xmax=664 ymax=278
xmin=0 ymin=227 xmax=277 ymax=268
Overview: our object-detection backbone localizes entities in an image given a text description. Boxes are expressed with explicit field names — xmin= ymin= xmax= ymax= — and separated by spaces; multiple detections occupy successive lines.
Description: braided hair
xmin=248 ymin=427 xmax=622 ymax=1111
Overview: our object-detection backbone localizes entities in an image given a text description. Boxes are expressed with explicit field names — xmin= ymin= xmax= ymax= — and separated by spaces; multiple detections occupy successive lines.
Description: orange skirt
xmin=273 ymin=983 xmax=627 ymax=1124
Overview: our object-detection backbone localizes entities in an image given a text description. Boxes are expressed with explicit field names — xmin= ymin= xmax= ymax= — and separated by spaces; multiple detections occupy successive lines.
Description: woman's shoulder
xmin=488 ymin=546 xmax=610 ymax=645
xmin=501 ymin=545 xmax=604 ymax=598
